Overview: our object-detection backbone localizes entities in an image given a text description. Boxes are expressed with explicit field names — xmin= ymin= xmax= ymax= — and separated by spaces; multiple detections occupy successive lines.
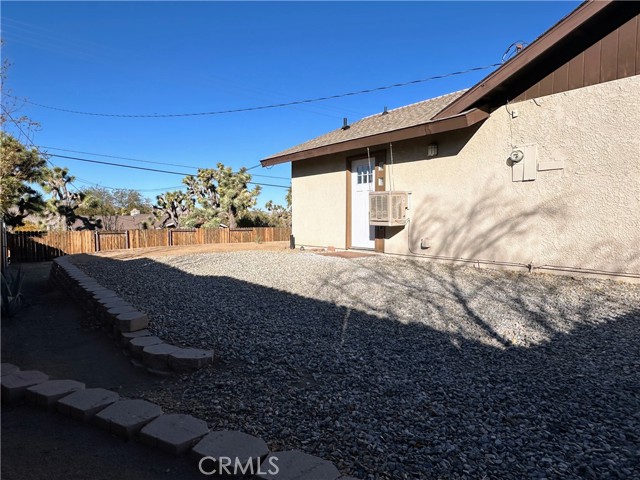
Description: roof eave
xmin=261 ymin=108 xmax=488 ymax=167
xmin=432 ymin=0 xmax=622 ymax=119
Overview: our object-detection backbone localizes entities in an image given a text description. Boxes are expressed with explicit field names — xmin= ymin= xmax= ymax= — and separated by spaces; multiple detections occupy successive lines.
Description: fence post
xmin=168 ymin=229 xmax=173 ymax=246
xmin=125 ymin=230 xmax=130 ymax=250
xmin=95 ymin=231 xmax=101 ymax=252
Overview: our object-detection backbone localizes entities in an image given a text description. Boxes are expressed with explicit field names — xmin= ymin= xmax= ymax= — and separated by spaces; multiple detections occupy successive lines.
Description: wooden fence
xmin=6 ymin=227 xmax=292 ymax=262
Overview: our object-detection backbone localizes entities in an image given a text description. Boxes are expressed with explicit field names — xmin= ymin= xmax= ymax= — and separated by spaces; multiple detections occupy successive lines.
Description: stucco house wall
xmin=292 ymin=154 xmax=346 ymax=248
xmin=291 ymin=75 xmax=640 ymax=277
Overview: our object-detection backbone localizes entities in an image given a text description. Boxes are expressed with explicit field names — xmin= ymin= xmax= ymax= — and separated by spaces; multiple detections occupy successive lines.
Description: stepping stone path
xmin=26 ymin=379 xmax=85 ymax=409
xmin=57 ymin=387 xmax=120 ymax=421
xmin=94 ymin=399 xmax=163 ymax=438
xmin=140 ymin=414 xmax=209 ymax=454
xmin=256 ymin=450 xmax=341 ymax=480
xmin=1 ymin=370 xmax=49 ymax=405
xmin=192 ymin=430 xmax=269 ymax=475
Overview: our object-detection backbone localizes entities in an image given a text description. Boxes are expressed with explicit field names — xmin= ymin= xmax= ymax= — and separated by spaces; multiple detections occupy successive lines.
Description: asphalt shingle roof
xmin=264 ymin=89 xmax=467 ymax=159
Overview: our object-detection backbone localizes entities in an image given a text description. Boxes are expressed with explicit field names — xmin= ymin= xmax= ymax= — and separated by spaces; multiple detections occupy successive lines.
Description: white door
xmin=351 ymin=158 xmax=375 ymax=249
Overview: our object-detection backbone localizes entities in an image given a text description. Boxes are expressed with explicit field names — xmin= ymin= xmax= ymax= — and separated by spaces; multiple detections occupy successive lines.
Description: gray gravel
xmin=75 ymin=251 xmax=640 ymax=479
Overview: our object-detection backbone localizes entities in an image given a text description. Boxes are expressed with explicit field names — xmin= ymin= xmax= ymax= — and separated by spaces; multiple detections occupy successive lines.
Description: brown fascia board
xmin=260 ymin=108 xmax=488 ymax=166
xmin=432 ymin=0 xmax=621 ymax=120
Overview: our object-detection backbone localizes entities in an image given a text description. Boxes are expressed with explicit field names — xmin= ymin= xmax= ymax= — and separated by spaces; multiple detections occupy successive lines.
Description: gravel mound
xmin=75 ymin=251 xmax=640 ymax=479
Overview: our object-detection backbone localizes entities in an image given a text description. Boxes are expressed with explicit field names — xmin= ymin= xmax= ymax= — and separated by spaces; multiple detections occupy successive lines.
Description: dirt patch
xmin=87 ymin=240 xmax=290 ymax=260
xmin=1 ymin=262 xmax=198 ymax=479
xmin=0 ymin=262 xmax=164 ymax=393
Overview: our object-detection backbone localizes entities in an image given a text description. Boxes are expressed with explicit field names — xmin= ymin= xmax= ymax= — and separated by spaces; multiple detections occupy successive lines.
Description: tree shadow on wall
xmin=74 ymin=253 xmax=640 ymax=479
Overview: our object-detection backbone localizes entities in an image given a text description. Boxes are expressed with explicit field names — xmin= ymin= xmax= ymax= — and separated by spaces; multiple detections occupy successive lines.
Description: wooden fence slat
xmin=6 ymin=226 xmax=291 ymax=262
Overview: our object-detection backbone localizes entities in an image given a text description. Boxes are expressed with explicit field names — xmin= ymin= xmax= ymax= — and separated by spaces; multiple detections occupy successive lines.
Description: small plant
xmin=255 ymin=234 xmax=263 ymax=244
xmin=1 ymin=268 xmax=25 ymax=317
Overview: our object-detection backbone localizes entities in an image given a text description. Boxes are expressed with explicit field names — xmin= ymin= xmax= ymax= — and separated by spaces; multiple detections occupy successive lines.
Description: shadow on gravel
xmin=11 ymin=255 xmax=639 ymax=479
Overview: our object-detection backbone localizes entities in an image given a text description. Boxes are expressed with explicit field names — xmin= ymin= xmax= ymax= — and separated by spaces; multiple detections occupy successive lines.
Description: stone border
xmin=49 ymin=256 xmax=214 ymax=376
xmin=1 ymin=363 xmax=354 ymax=480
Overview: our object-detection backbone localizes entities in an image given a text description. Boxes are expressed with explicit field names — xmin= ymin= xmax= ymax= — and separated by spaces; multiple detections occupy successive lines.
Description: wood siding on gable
xmin=514 ymin=14 xmax=639 ymax=102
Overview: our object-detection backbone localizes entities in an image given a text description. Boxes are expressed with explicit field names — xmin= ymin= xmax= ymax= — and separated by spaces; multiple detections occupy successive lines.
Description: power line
xmin=14 ymin=63 xmax=501 ymax=118
xmin=40 ymin=145 xmax=205 ymax=169
xmin=72 ymin=177 xmax=184 ymax=192
xmin=38 ymin=145 xmax=290 ymax=180
xmin=47 ymin=153 xmax=291 ymax=189
xmin=1 ymin=105 xmax=85 ymax=193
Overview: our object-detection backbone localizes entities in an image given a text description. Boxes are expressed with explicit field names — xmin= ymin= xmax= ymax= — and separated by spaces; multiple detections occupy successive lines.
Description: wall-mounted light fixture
xmin=427 ymin=143 xmax=438 ymax=157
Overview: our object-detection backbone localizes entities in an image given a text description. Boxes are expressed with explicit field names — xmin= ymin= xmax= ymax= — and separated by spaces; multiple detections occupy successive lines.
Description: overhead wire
xmin=1 ymin=105 xmax=84 ymax=194
xmin=46 ymin=154 xmax=291 ymax=189
xmin=3 ymin=110 xmax=288 ymax=192
xmin=72 ymin=177 xmax=184 ymax=192
xmin=38 ymin=145 xmax=290 ymax=179
xmin=11 ymin=63 xmax=501 ymax=118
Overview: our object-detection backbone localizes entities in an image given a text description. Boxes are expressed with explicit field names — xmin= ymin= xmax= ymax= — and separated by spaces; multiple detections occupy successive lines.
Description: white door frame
xmin=349 ymin=157 xmax=376 ymax=250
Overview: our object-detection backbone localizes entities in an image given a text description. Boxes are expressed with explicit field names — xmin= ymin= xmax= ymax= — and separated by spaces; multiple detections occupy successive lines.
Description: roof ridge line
xmin=356 ymin=88 xmax=470 ymax=122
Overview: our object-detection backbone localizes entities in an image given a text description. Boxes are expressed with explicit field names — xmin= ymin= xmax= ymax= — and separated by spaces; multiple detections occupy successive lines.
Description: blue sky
xmin=2 ymin=1 xmax=580 ymax=207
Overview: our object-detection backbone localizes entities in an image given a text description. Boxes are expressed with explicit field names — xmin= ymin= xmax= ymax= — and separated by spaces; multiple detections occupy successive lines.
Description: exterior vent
xmin=369 ymin=191 xmax=409 ymax=226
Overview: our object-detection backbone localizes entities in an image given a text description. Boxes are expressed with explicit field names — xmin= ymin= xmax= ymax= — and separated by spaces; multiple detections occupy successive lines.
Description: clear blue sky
xmin=2 ymin=1 xmax=580 ymax=207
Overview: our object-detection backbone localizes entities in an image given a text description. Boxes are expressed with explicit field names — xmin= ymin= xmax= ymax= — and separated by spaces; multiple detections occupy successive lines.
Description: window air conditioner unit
xmin=369 ymin=191 xmax=409 ymax=226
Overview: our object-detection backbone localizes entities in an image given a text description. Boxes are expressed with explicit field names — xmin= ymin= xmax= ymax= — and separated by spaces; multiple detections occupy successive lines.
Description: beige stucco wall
xmin=292 ymin=75 xmax=640 ymax=278
xmin=292 ymin=154 xmax=346 ymax=248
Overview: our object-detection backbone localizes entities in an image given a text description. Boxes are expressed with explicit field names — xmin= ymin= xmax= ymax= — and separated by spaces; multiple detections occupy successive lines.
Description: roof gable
xmin=261 ymin=0 xmax=640 ymax=167
xmin=434 ymin=1 xmax=640 ymax=119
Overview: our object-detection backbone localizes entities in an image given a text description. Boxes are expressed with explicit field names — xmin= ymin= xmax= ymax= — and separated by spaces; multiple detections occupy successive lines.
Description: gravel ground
xmin=74 ymin=251 xmax=640 ymax=479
